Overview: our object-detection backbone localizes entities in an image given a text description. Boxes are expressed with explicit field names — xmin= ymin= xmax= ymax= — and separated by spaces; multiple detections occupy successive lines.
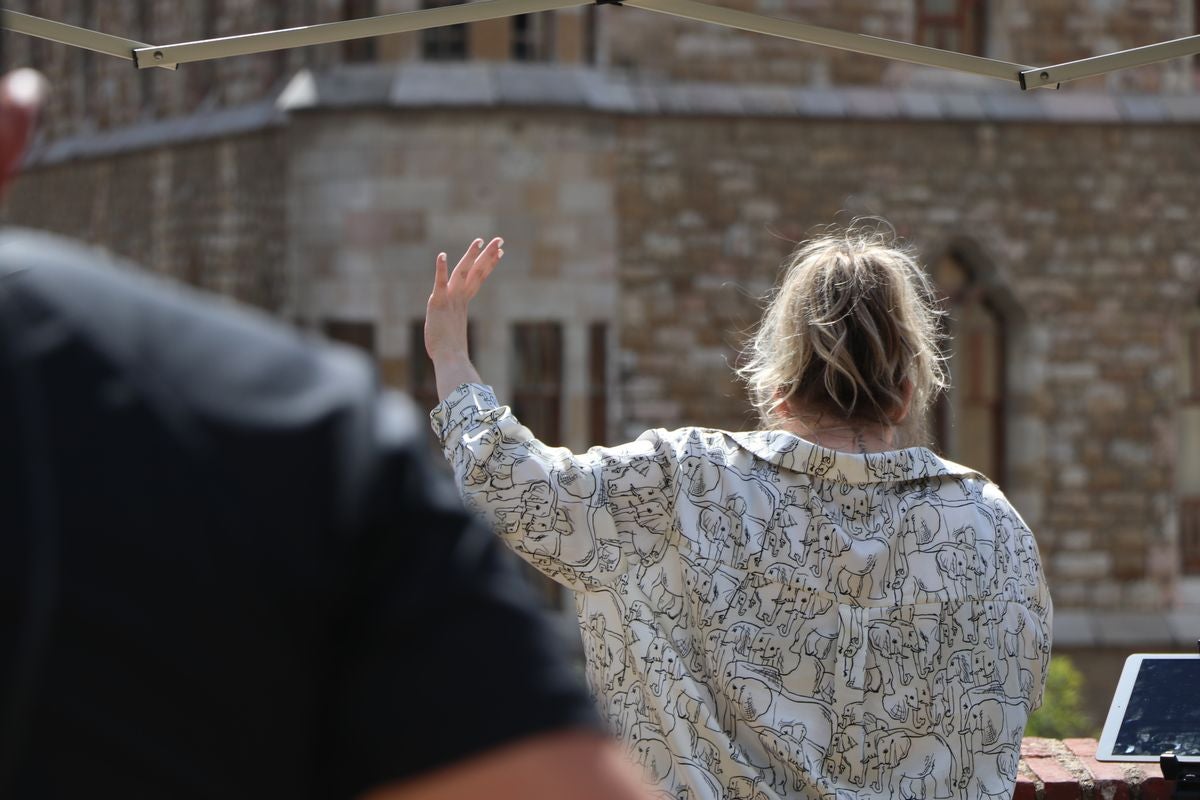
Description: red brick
xmin=1025 ymin=752 xmax=1086 ymax=800
xmin=1014 ymin=760 xmax=1039 ymax=800
xmin=1061 ymin=738 xmax=1132 ymax=800
xmin=1023 ymin=737 xmax=1063 ymax=759
xmin=1136 ymin=777 xmax=1178 ymax=800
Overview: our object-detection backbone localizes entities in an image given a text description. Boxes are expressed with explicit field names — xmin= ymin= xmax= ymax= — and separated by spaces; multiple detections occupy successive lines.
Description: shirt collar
xmin=727 ymin=429 xmax=981 ymax=485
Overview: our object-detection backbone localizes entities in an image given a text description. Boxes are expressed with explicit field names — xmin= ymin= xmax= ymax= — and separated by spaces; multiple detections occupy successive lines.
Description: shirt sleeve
xmin=430 ymin=382 xmax=678 ymax=592
xmin=986 ymin=485 xmax=1054 ymax=712
xmin=321 ymin=394 xmax=602 ymax=799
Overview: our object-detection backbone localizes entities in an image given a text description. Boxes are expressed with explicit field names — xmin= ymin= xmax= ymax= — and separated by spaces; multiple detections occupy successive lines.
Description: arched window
xmin=1177 ymin=305 xmax=1200 ymax=574
xmin=931 ymin=251 xmax=1007 ymax=484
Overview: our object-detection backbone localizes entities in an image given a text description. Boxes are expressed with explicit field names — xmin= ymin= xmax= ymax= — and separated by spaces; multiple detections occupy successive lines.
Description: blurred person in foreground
xmin=0 ymin=58 xmax=653 ymax=800
xmin=426 ymin=233 xmax=1053 ymax=799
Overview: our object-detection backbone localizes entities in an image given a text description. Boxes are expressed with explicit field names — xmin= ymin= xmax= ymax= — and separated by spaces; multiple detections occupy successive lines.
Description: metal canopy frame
xmin=4 ymin=3 xmax=1200 ymax=91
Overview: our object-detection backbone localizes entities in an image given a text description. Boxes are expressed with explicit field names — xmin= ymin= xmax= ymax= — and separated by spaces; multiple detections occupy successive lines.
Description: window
xmin=324 ymin=320 xmax=376 ymax=354
xmin=931 ymin=254 xmax=1007 ymax=484
xmin=511 ymin=322 xmax=568 ymax=610
xmin=511 ymin=322 xmax=564 ymax=444
xmin=187 ymin=0 xmax=216 ymax=108
xmin=1177 ymin=308 xmax=1200 ymax=574
xmin=588 ymin=323 xmax=609 ymax=445
xmin=77 ymin=1 xmax=95 ymax=122
xmin=512 ymin=13 xmax=555 ymax=62
xmin=139 ymin=0 xmax=155 ymax=113
xmin=915 ymin=0 xmax=986 ymax=56
xmin=421 ymin=0 xmax=469 ymax=61
xmin=584 ymin=6 xmax=599 ymax=65
xmin=343 ymin=0 xmax=377 ymax=62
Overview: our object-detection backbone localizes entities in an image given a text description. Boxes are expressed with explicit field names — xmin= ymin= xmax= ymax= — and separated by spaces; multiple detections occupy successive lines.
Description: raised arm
xmin=424 ymin=238 xmax=499 ymax=400
xmin=424 ymin=240 xmax=678 ymax=592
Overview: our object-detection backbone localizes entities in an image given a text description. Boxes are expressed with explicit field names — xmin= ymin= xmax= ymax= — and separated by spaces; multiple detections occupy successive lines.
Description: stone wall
xmin=3 ymin=131 xmax=289 ymax=311
xmin=7 ymin=0 xmax=1195 ymax=143
xmin=1016 ymin=738 xmax=1181 ymax=800
xmin=612 ymin=113 xmax=1200 ymax=614
xmin=284 ymin=109 xmax=620 ymax=452
xmin=598 ymin=0 xmax=1195 ymax=90
xmin=7 ymin=73 xmax=1200 ymax=620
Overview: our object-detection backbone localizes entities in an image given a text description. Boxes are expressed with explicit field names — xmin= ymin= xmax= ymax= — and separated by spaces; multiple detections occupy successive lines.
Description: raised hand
xmin=425 ymin=237 xmax=503 ymax=363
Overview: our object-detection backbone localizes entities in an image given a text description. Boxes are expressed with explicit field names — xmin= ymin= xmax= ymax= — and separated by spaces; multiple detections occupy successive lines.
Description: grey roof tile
xmin=895 ymin=90 xmax=944 ymax=120
xmin=1095 ymin=612 xmax=1174 ymax=647
xmin=980 ymin=90 xmax=1045 ymax=121
xmin=843 ymin=88 xmax=901 ymax=119
xmin=939 ymin=91 xmax=987 ymax=119
xmin=739 ymin=85 xmax=803 ymax=116
xmin=390 ymin=63 xmax=496 ymax=106
xmin=1161 ymin=95 xmax=1200 ymax=123
xmin=1039 ymin=91 xmax=1122 ymax=122
xmin=1118 ymin=95 xmax=1169 ymax=123
xmin=1052 ymin=611 xmax=1097 ymax=647
xmin=794 ymin=88 xmax=846 ymax=118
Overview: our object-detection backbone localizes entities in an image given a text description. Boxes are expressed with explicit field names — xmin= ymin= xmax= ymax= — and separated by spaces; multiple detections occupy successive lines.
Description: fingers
xmin=433 ymin=252 xmax=449 ymax=293
xmin=467 ymin=237 xmax=504 ymax=291
xmin=448 ymin=237 xmax=504 ymax=295
xmin=450 ymin=238 xmax=485 ymax=287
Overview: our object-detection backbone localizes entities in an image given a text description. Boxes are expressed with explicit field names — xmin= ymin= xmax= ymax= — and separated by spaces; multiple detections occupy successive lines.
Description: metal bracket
xmin=1020 ymin=33 xmax=1200 ymax=90
xmin=1 ymin=10 xmax=177 ymax=70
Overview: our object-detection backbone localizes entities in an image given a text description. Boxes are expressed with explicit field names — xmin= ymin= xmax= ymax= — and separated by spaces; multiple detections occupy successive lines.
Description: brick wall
xmin=7 ymin=90 xmax=1200 ymax=616
xmin=3 ymin=132 xmax=289 ymax=311
xmin=1017 ymin=738 xmax=1181 ymax=800
xmin=7 ymin=0 xmax=1195 ymax=140
xmin=612 ymin=114 xmax=1200 ymax=612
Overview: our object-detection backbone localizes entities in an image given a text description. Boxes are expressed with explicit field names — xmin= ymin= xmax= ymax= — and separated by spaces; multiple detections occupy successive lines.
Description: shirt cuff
xmin=429 ymin=382 xmax=500 ymax=447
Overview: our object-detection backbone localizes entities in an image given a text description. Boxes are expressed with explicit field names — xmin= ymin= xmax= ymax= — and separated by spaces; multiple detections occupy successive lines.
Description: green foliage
xmin=1025 ymin=655 xmax=1095 ymax=739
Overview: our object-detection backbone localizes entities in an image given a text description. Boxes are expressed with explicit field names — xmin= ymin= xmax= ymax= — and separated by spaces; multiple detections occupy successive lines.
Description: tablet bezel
xmin=1095 ymin=653 xmax=1200 ymax=762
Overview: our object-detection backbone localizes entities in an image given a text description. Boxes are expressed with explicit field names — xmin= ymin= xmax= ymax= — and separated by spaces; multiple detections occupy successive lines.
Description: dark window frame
xmin=915 ymin=0 xmax=987 ymax=56
xmin=421 ymin=0 xmax=469 ymax=61
xmin=342 ymin=0 xmax=378 ymax=62
xmin=510 ymin=322 xmax=564 ymax=445
xmin=931 ymin=261 xmax=1008 ymax=486
xmin=588 ymin=322 xmax=609 ymax=446
xmin=511 ymin=12 xmax=556 ymax=62
xmin=323 ymin=319 xmax=377 ymax=355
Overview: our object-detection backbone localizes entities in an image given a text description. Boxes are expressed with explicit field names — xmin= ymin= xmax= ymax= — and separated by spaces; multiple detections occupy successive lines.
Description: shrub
xmin=1025 ymin=655 xmax=1094 ymax=738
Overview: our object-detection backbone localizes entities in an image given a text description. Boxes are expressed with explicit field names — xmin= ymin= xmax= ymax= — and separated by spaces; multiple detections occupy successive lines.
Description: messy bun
xmin=738 ymin=227 xmax=946 ymax=436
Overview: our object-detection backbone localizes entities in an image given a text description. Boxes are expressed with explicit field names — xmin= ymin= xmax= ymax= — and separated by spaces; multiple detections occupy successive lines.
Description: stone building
xmin=5 ymin=0 xmax=1200 ymax=718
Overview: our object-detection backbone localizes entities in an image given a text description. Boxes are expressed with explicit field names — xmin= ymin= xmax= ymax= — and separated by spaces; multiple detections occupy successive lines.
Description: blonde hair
xmin=738 ymin=227 xmax=946 ymax=436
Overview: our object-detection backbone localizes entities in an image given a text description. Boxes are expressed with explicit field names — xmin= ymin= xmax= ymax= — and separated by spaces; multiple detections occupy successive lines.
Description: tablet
xmin=1096 ymin=653 xmax=1200 ymax=761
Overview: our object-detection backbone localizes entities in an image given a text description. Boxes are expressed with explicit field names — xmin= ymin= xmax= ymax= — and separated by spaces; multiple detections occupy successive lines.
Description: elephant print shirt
xmin=432 ymin=383 xmax=1053 ymax=800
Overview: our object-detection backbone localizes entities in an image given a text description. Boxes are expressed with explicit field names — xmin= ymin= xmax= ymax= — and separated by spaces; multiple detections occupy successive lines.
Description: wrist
xmin=429 ymin=348 xmax=472 ymax=367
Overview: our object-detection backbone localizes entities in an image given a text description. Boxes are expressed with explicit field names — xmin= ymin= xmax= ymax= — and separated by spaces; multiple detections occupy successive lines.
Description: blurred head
xmin=739 ymin=226 xmax=946 ymax=437
xmin=0 ymin=30 xmax=49 ymax=196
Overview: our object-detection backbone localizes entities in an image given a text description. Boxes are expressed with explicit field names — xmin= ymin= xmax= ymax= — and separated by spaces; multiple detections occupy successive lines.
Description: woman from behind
xmin=425 ymin=227 xmax=1052 ymax=800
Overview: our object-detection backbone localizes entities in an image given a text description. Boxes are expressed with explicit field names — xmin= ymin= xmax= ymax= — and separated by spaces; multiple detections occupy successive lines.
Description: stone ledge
xmin=22 ymin=63 xmax=1200 ymax=169
xmin=1052 ymin=610 xmax=1198 ymax=649
xmin=1017 ymin=738 xmax=1175 ymax=800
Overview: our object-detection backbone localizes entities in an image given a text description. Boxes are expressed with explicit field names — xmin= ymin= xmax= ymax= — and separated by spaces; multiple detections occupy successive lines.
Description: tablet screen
xmin=1111 ymin=658 xmax=1200 ymax=757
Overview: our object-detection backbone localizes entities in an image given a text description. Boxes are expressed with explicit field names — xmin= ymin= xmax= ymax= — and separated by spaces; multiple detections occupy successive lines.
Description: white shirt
xmin=433 ymin=383 xmax=1052 ymax=800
